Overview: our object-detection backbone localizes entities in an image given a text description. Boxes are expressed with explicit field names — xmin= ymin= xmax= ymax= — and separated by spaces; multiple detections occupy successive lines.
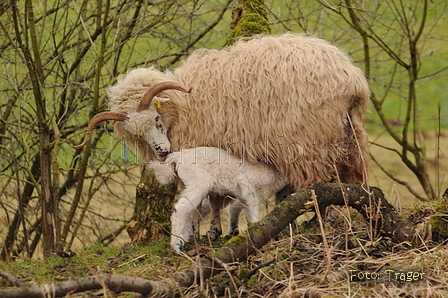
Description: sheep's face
xmin=121 ymin=108 xmax=172 ymax=157
xmin=73 ymin=81 xmax=190 ymax=155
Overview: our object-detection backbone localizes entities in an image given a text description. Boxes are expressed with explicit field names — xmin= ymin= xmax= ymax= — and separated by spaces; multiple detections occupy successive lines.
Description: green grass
xmin=0 ymin=241 xmax=177 ymax=288
xmin=3 ymin=213 xmax=448 ymax=297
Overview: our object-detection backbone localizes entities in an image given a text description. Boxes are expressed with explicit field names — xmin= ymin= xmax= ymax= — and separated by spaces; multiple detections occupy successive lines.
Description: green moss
xmin=224 ymin=234 xmax=247 ymax=247
xmin=226 ymin=0 xmax=271 ymax=46
xmin=237 ymin=267 xmax=249 ymax=284
xmin=429 ymin=196 xmax=448 ymax=241
xmin=228 ymin=13 xmax=270 ymax=41
xmin=244 ymin=0 xmax=269 ymax=19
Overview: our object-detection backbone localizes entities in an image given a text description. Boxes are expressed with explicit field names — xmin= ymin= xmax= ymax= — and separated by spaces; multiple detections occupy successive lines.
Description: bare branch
xmin=0 ymin=183 xmax=416 ymax=297
xmin=369 ymin=153 xmax=428 ymax=201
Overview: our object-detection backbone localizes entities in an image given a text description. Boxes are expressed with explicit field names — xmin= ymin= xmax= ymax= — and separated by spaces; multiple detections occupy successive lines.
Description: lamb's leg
xmin=190 ymin=203 xmax=201 ymax=240
xmin=242 ymin=193 xmax=261 ymax=225
xmin=171 ymin=188 xmax=208 ymax=252
xmin=228 ymin=199 xmax=244 ymax=236
xmin=275 ymin=184 xmax=295 ymax=204
xmin=197 ymin=196 xmax=212 ymax=239
xmin=206 ymin=193 xmax=224 ymax=241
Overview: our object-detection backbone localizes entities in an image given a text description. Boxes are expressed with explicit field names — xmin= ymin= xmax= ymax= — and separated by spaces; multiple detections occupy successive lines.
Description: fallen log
xmin=0 ymin=183 xmax=415 ymax=297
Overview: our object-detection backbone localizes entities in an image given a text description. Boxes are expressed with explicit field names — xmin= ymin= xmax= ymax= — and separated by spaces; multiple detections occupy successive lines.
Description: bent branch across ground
xmin=0 ymin=182 xmax=415 ymax=298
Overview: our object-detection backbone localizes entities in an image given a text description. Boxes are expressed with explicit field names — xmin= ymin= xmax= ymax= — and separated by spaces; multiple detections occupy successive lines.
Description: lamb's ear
xmin=152 ymin=96 xmax=170 ymax=109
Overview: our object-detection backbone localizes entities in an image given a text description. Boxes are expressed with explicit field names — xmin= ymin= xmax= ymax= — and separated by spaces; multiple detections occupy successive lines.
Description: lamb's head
xmin=73 ymin=81 xmax=191 ymax=158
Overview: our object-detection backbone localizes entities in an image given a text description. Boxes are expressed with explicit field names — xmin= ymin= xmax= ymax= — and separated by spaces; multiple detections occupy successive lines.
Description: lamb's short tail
xmin=148 ymin=159 xmax=176 ymax=185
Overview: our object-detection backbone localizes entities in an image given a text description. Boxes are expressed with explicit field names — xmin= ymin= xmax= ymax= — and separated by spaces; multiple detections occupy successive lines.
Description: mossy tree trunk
xmin=429 ymin=189 xmax=448 ymax=241
xmin=129 ymin=1 xmax=272 ymax=245
xmin=226 ymin=0 xmax=271 ymax=46
xmin=127 ymin=166 xmax=176 ymax=244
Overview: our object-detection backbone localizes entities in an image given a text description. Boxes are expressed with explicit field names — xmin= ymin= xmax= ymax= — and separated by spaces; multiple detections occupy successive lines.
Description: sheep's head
xmin=73 ymin=81 xmax=191 ymax=158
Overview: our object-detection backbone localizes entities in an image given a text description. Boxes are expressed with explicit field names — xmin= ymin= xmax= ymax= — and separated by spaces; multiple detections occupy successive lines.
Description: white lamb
xmin=149 ymin=146 xmax=289 ymax=252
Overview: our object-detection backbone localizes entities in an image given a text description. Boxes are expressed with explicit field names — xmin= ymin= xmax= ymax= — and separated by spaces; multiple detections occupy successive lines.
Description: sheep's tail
xmin=148 ymin=158 xmax=177 ymax=185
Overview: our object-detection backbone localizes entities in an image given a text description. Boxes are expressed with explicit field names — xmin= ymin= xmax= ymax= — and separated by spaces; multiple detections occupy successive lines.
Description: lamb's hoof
xmin=172 ymin=240 xmax=185 ymax=253
xmin=206 ymin=229 xmax=221 ymax=241
xmin=225 ymin=228 xmax=240 ymax=239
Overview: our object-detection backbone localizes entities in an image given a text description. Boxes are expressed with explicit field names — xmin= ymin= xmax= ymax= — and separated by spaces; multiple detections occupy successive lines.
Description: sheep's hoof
xmin=206 ymin=229 xmax=221 ymax=241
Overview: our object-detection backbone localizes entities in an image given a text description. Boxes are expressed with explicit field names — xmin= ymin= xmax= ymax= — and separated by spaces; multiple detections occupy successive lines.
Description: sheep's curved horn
xmin=73 ymin=112 xmax=128 ymax=149
xmin=137 ymin=81 xmax=192 ymax=112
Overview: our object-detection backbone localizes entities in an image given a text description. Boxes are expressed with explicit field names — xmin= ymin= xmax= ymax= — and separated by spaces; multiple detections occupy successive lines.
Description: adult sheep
xmin=75 ymin=33 xmax=369 ymax=193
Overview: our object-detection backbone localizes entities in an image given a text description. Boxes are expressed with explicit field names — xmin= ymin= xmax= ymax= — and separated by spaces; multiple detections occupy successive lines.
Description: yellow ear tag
xmin=111 ymin=120 xmax=116 ymax=125
xmin=156 ymin=99 xmax=162 ymax=109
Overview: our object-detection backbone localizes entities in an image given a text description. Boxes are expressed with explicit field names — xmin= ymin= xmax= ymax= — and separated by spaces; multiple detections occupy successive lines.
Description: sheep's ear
xmin=152 ymin=96 xmax=170 ymax=109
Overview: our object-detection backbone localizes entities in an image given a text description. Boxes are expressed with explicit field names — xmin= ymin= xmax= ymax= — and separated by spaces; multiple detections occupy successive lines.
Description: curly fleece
xmin=108 ymin=33 xmax=370 ymax=190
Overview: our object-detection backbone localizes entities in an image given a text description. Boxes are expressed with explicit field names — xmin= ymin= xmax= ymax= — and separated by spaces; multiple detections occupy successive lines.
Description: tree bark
xmin=1 ymin=156 xmax=40 ymax=260
xmin=11 ymin=0 xmax=55 ymax=256
xmin=128 ymin=166 xmax=177 ymax=244
xmin=226 ymin=0 xmax=271 ymax=46
xmin=0 ymin=183 xmax=415 ymax=298
xmin=129 ymin=1 xmax=234 ymax=244
xmin=0 ymin=274 xmax=173 ymax=298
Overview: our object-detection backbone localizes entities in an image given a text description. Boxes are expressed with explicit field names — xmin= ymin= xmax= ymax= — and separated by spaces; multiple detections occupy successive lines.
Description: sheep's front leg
xmin=171 ymin=189 xmax=207 ymax=252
